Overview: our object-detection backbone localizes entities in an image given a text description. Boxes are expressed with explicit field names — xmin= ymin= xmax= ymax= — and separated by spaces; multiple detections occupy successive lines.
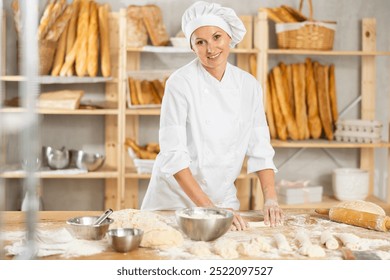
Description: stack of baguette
xmin=11 ymin=0 xmax=111 ymax=77
xmin=266 ymin=58 xmax=338 ymax=141
xmin=125 ymin=138 xmax=160 ymax=160
xmin=260 ymin=5 xmax=307 ymax=23
xmin=127 ymin=4 xmax=170 ymax=47
xmin=128 ymin=78 xmax=167 ymax=106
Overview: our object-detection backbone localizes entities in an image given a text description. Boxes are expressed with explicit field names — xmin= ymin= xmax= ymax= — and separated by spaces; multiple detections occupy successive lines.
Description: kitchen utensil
xmin=70 ymin=149 xmax=105 ymax=171
xmin=47 ymin=146 xmax=70 ymax=169
xmin=315 ymin=207 xmax=390 ymax=232
xmin=94 ymin=208 xmax=113 ymax=226
xmin=332 ymin=168 xmax=369 ymax=201
xmin=175 ymin=207 xmax=233 ymax=241
xmin=341 ymin=247 xmax=381 ymax=260
xmin=107 ymin=228 xmax=143 ymax=253
xmin=66 ymin=216 xmax=114 ymax=240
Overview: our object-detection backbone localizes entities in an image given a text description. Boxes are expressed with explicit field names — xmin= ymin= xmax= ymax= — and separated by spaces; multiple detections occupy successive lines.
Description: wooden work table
xmin=1 ymin=209 xmax=390 ymax=260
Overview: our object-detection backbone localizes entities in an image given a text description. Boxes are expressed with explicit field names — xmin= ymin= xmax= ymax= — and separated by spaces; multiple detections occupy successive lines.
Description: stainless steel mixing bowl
xmin=107 ymin=228 xmax=143 ymax=253
xmin=66 ymin=216 xmax=114 ymax=240
xmin=175 ymin=207 xmax=234 ymax=241
xmin=47 ymin=147 xmax=70 ymax=169
xmin=70 ymin=149 xmax=105 ymax=171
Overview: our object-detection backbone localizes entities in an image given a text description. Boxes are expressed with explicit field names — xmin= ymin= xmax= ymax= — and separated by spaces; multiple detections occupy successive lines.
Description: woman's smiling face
xmin=190 ymin=26 xmax=231 ymax=74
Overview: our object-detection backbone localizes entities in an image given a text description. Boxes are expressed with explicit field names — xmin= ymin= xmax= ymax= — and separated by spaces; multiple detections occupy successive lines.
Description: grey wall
xmin=2 ymin=0 xmax=389 ymax=210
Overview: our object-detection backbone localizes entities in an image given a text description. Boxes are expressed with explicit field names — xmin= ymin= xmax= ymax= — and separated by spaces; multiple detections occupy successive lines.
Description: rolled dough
xmin=213 ymin=238 xmax=238 ymax=259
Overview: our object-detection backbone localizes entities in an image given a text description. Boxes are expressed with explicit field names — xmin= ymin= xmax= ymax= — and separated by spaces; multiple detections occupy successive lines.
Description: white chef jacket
xmin=141 ymin=58 xmax=276 ymax=211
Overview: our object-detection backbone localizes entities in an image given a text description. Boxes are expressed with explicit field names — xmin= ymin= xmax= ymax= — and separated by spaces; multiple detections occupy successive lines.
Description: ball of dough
xmin=213 ymin=238 xmax=238 ymax=259
xmin=188 ymin=241 xmax=212 ymax=256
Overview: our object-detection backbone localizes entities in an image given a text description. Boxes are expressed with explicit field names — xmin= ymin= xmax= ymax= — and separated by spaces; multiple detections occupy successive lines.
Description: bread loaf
xmin=328 ymin=64 xmax=338 ymax=125
xmin=39 ymin=0 xmax=67 ymax=40
xmin=292 ymin=63 xmax=309 ymax=140
xmin=272 ymin=66 xmax=299 ymax=140
xmin=11 ymin=0 xmax=21 ymax=36
xmin=59 ymin=37 xmax=80 ymax=76
xmin=151 ymin=79 xmax=165 ymax=101
xmin=280 ymin=5 xmax=307 ymax=22
xmin=140 ymin=80 xmax=157 ymax=104
xmin=126 ymin=5 xmax=148 ymax=48
xmin=98 ymin=4 xmax=111 ymax=77
xmin=51 ymin=24 xmax=68 ymax=76
xmin=75 ymin=0 xmax=90 ymax=77
xmin=39 ymin=39 xmax=57 ymax=75
xmin=44 ymin=4 xmax=74 ymax=42
xmin=285 ymin=64 xmax=294 ymax=111
xmin=316 ymin=64 xmax=333 ymax=140
xmin=87 ymin=1 xmax=99 ymax=77
xmin=128 ymin=78 xmax=139 ymax=105
xmin=259 ymin=8 xmax=283 ymax=23
xmin=305 ymin=58 xmax=322 ymax=139
xmin=141 ymin=5 xmax=170 ymax=46
xmin=270 ymin=72 xmax=287 ymax=140
xmin=266 ymin=77 xmax=277 ymax=139
xmin=274 ymin=7 xmax=298 ymax=23
xmin=65 ymin=0 xmax=80 ymax=76
xmin=249 ymin=54 xmax=257 ymax=77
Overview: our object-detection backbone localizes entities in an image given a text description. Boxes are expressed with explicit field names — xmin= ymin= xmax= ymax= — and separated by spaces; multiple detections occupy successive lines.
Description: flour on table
xmin=110 ymin=209 xmax=184 ymax=249
xmin=336 ymin=200 xmax=386 ymax=215
xmin=247 ymin=221 xmax=267 ymax=228
xmin=237 ymin=237 xmax=271 ymax=256
xmin=213 ymin=238 xmax=239 ymax=259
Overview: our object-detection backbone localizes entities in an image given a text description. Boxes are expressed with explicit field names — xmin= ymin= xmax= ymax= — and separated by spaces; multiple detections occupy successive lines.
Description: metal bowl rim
xmin=66 ymin=216 xmax=114 ymax=227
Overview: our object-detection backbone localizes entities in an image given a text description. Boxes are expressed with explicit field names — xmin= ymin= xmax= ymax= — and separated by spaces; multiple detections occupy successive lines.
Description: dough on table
xmin=296 ymin=230 xmax=326 ymax=258
xmin=237 ymin=237 xmax=271 ymax=256
xmin=320 ymin=230 xmax=339 ymax=250
xmin=274 ymin=233 xmax=292 ymax=251
xmin=336 ymin=233 xmax=360 ymax=250
xmin=188 ymin=241 xmax=212 ymax=256
xmin=335 ymin=200 xmax=385 ymax=216
xmin=213 ymin=238 xmax=238 ymax=259
xmin=110 ymin=209 xmax=184 ymax=249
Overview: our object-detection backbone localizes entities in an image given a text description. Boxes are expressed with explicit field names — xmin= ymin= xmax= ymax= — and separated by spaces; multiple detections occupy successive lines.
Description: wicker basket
xmin=275 ymin=0 xmax=336 ymax=50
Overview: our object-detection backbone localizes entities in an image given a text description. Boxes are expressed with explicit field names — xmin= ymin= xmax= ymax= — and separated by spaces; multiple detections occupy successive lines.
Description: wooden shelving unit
xmin=0 ymin=11 xmax=124 ymax=210
xmin=256 ymin=10 xmax=390 ymax=207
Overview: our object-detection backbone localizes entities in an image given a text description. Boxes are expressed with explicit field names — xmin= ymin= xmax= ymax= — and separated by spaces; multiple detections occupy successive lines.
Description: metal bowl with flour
xmin=175 ymin=207 xmax=233 ymax=241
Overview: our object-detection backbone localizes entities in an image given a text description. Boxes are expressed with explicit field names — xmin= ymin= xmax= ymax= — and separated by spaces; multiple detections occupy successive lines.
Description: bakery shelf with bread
xmin=257 ymin=8 xmax=390 ymax=206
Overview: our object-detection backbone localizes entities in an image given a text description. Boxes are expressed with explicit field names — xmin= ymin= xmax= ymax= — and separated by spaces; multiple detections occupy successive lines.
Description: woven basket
xmin=275 ymin=0 xmax=336 ymax=50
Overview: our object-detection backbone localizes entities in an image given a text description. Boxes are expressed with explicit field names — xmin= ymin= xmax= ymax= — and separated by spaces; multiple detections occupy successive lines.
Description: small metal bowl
xmin=66 ymin=216 xmax=114 ymax=240
xmin=47 ymin=147 xmax=70 ymax=169
xmin=176 ymin=207 xmax=234 ymax=241
xmin=107 ymin=228 xmax=143 ymax=253
xmin=70 ymin=149 xmax=105 ymax=171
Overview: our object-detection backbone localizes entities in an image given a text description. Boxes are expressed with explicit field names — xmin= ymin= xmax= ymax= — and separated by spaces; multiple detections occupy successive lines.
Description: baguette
xmin=316 ymin=64 xmax=334 ymax=140
xmin=59 ymin=37 xmax=81 ymax=76
xmin=75 ymin=0 xmax=90 ymax=77
xmin=98 ymin=4 xmax=111 ymax=77
xmin=134 ymin=80 xmax=144 ymax=104
xmin=281 ymin=5 xmax=307 ymax=22
xmin=65 ymin=0 xmax=80 ymax=76
xmin=38 ymin=0 xmax=56 ymax=40
xmin=140 ymin=80 xmax=157 ymax=104
xmin=286 ymin=64 xmax=294 ymax=112
xmin=39 ymin=0 xmax=67 ymax=40
xmin=292 ymin=63 xmax=309 ymax=140
xmin=44 ymin=4 xmax=74 ymax=42
xmin=270 ymin=72 xmax=287 ymax=140
xmin=249 ymin=54 xmax=257 ymax=77
xmin=149 ymin=81 xmax=162 ymax=104
xmin=141 ymin=5 xmax=170 ymax=46
xmin=11 ymin=0 xmax=21 ymax=36
xmin=51 ymin=23 xmax=68 ymax=76
xmin=266 ymin=76 xmax=277 ymax=139
xmin=274 ymin=7 xmax=298 ymax=23
xmin=259 ymin=7 xmax=283 ymax=23
xmin=151 ymin=79 xmax=165 ymax=101
xmin=87 ymin=1 xmax=99 ymax=77
xmin=328 ymin=64 xmax=338 ymax=125
xmin=272 ymin=66 xmax=299 ymax=140
xmin=126 ymin=5 xmax=148 ymax=48
xmin=128 ymin=78 xmax=139 ymax=105
xmin=305 ymin=58 xmax=322 ymax=139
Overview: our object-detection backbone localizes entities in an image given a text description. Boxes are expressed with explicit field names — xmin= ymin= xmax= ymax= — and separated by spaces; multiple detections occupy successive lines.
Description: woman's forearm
xmin=256 ymin=169 xmax=278 ymax=201
xmin=174 ymin=168 xmax=214 ymax=207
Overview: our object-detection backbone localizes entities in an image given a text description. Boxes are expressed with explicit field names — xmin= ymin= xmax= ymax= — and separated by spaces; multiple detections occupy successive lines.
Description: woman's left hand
xmin=230 ymin=210 xmax=248 ymax=231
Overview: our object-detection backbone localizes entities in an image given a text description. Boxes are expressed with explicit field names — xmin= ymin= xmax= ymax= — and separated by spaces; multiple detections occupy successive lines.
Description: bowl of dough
xmin=66 ymin=216 xmax=114 ymax=240
xmin=175 ymin=207 xmax=233 ymax=241
xmin=107 ymin=228 xmax=144 ymax=253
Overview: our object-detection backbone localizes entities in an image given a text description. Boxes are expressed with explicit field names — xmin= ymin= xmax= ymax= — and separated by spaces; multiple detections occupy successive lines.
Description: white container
xmin=277 ymin=185 xmax=323 ymax=205
xmin=127 ymin=148 xmax=155 ymax=174
xmin=332 ymin=168 xmax=369 ymax=201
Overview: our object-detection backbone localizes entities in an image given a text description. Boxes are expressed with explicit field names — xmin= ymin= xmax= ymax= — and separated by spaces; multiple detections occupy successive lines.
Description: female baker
xmin=141 ymin=1 xmax=284 ymax=229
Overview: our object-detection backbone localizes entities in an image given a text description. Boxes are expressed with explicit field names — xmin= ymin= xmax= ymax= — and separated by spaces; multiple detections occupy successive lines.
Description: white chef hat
xmin=181 ymin=1 xmax=246 ymax=48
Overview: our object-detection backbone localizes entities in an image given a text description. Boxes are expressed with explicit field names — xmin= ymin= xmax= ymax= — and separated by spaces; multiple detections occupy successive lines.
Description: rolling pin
xmin=315 ymin=207 xmax=390 ymax=232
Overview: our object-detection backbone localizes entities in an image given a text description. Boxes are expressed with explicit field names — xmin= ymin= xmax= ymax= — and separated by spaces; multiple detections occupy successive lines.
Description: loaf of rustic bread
xmin=127 ymin=5 xmax=148 ymax=48
xmin=141 ymin=5 xmax=170 ymax=46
